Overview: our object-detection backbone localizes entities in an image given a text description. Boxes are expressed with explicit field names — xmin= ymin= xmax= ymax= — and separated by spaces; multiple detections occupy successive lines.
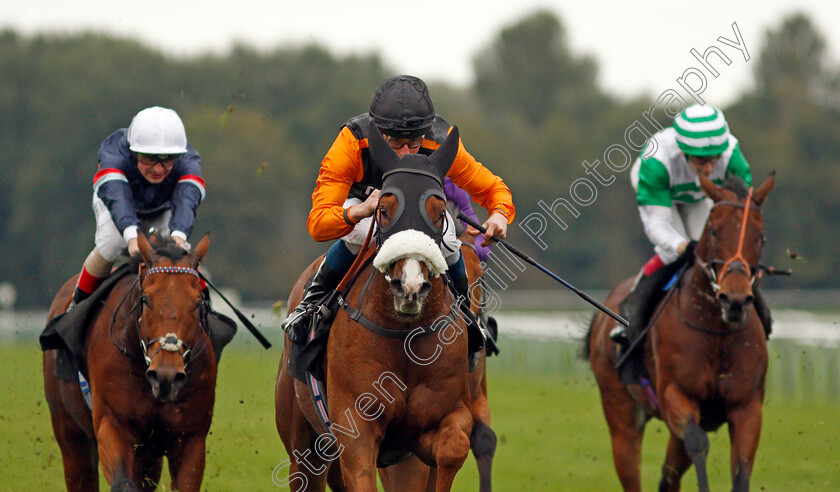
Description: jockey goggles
xmin=137 ymin=153 xmax=180 ymax=168
xmin=382 ymin=134 xmax=424 ymax=150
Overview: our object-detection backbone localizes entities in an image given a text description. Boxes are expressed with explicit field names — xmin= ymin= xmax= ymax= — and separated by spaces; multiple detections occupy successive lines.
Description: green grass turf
xmin=2 ymin=338 xmax=837 ymax=490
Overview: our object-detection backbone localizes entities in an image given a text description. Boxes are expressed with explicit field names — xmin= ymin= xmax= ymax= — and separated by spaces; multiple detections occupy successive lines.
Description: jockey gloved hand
xmin=172 ymin=235 xmax=186 ymax=249
xmin=347 ymin=189 xmax=380 ymax=223
xmin=128 ymin=238 xmax=140 ymax=257
xmin=467 ymin=211 xmax=508 ymax=248
xmin=678 ymin=240 xmax=699 ymax=263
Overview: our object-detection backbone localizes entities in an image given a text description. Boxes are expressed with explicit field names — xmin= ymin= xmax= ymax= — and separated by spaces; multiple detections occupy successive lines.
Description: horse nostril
xmin=390 ymin=279 xmax=404 ymax=296
xmin=146 ymin=369 xmax=159 ymax=386
xmin=420 ymin=281 xmax=431 ymax=297
xmin=172 ymin=372 xmax=187 ymax=391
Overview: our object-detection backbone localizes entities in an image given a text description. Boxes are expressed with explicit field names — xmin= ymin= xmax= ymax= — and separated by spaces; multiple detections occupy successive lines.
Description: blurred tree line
xmin=0 ymin=11 xmax=835 ymax=308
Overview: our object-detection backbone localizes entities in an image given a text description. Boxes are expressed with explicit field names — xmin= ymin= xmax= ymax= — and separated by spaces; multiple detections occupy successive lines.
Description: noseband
xmin=696 ymin=187 xmax=761 ymax=293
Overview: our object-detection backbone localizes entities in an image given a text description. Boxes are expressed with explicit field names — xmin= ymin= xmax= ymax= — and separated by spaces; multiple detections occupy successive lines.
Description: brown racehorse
xmin=275 ymin=124 xmax=474 ymax=492
xmin=586 ymin=173 xmax=775 ymax=492
xmin=43 ymin=233 xmax=216 ymax=491
xmin=379 ymin=237 xmax=497 ymax=492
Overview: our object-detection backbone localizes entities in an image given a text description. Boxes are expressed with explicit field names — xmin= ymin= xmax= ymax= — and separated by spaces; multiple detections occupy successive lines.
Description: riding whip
xmin=198 ymin=272 xmax=272 ymax=348
xmin=457 ymin=212 xmax=629 ymax=326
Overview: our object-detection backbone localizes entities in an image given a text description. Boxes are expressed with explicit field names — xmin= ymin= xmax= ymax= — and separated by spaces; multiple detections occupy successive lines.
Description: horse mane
xmin=153 ymin=237 xmax=191 ymax=261
xmin=722 ymin=176 xmax=749 ymax=199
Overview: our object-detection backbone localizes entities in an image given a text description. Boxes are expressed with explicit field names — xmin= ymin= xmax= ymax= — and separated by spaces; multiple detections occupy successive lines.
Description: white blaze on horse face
xmin=402 ymin=259 xmax=425 ymax=295
xmin=394 ymin=258 xmax=428 ymax=315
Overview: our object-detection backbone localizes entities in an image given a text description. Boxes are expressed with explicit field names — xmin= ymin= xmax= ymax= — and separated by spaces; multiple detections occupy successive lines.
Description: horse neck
xmin=677 ymin=261 xmax=725 ymax=327
xmin=91 ymin=274 xmax=143 ymax=361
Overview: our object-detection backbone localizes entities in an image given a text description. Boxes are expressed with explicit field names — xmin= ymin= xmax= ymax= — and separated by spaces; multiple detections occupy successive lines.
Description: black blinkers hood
xmin=367 ymin=120 xmax=459 ymax=246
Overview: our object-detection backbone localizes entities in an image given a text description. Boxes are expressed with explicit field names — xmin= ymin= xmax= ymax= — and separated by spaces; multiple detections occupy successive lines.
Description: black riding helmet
xmin=369 ymin=75 xmax=435 ymax=139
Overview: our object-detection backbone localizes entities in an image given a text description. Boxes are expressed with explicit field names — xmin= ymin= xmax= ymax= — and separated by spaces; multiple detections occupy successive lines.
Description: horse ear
xmin=137 ymin=232 xmax=154 ymax=264
xmin=429 ymin=126 xmax=459 ymax=180
xmin=699 ymin=174 xmax=724 ymax=202
xmin=367 ymin=120 xmax=400 ymax=174
xmin=192 ymin=233 xmax=210 ymax=265
xmin=751 ymin=171 xmax=776 ymax=206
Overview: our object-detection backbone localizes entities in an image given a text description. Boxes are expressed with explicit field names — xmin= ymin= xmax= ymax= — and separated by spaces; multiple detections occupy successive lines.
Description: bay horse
xmin=379 ymin=237 xmax=497 ymax=491
xmin=585 ymin=173 xmax=775 ymax=492
xmin=43 ymin=233 xmax=216 ymax=491
xmin=275 ymin=124 xmax=474 ymax=491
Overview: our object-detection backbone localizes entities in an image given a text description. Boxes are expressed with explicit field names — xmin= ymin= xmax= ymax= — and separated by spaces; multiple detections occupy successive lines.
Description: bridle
xmin=677 ymin=187 xmax=761 ymax=334
xmin=110 ymin=264 xmax=209 ymax=368
xmin=695 ymin=187 xmax=761 ymax=294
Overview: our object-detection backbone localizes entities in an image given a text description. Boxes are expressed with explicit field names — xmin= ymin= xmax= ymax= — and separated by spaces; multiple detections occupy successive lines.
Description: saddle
xmin=40 ymin=257 xmax=237 ymax=382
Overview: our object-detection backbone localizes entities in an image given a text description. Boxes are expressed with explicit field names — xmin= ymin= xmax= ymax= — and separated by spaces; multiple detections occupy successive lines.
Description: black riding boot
xmin=614 ymin=272 xmax=657 ymax=347
xmin=752 ymin=284 xmax=773 ymax=339
xmin=66 ymin=285 xmax=92 ymax=312
xmin=281 ymin=261 xmax=343 ymax=344
xmin=614 ymin=265 xmax=678 ymax=384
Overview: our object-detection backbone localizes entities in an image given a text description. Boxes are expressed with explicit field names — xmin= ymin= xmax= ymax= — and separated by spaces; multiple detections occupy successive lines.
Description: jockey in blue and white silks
xmin=70 ymin=107 xmax=205 ymax=308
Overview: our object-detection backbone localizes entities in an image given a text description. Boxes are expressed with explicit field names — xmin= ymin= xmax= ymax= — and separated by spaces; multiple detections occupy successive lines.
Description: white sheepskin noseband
xmin=373 ymin=229 xmax=448 ymax=277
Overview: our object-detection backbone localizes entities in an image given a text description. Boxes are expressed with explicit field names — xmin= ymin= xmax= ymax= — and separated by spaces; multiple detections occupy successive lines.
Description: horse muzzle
xmin=390 ymin=276 xmax=432 ymax=315
xmin=146 ymin=361 xmax=187 ymax=402
xmin=717 ymin=291 xmax=754 ymax=325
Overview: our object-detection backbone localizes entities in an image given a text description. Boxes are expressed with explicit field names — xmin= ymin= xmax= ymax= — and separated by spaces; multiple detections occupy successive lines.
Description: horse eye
xmin=141 ymin=295 xmax=149 ymax=305
xmin=379 ymin=207 xmax=388 ymax=219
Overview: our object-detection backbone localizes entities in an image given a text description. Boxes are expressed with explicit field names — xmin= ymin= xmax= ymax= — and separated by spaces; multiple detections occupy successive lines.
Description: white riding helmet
xmin=127 ymin=106 xmax=188 ymax=154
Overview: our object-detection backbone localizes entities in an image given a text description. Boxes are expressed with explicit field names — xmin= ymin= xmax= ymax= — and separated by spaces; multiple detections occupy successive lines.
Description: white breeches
xmin=92 ymin=194 xmax=171 ymax=262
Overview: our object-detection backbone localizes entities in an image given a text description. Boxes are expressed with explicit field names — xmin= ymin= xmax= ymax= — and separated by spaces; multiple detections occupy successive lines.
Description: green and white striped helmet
xmin=673 ymin=104 xmax=731 ymax=156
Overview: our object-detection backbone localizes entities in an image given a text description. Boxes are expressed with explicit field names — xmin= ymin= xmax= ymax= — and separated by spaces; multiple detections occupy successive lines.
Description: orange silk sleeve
xmin=307 ymin=127 xmax=366 ymax=242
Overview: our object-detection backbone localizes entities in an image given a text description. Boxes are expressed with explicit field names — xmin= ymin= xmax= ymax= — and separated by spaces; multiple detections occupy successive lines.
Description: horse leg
xmin=415 ymin=403 xmax=473 ymax=492
xmin=47 ymin=399 xmax=99 ymax=491
xmin=336 ymin=432 xmax=380 ymax=492
xmin=43 ymin=353 xmax=99 ymax=492
xmin=275 ymin=417 xmax=331 ymax=491
xmin=471 ymin=420 xmax=496 ymax=492
xmin=466 ymin=375 xmax=495 ymax=492
xmin=95 ymin=416 xmax=139 ymax=492
xmin=326 ymin=460 xmax=347 ymax=492
xmin=379 ymin=457 xmax=434 ymax=492
xmin=600 ymin=387 xmax=647 ymax=492
xmin=660 ymin=384 xmax=710 ymax=492
xmin=658 ymin=432 xmax=693 ymax=492
xmin=53 ymin=426 xmax=99 ymax=492
xmin=132 ymin=456 xmax=163 ymax=492
xmin=167 ymin=435 xmax=207 ymax=492
xmin=682 ymin=422 xmax=711 ymax=492
xmin=728 ymin=400 xmax=762 ymax=492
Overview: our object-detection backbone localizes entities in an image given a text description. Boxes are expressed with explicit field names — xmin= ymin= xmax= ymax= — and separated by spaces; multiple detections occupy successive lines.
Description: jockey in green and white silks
xmin=612 ymin=104 xmax=770 ymax=384
xmin=630 ymin=104 xmax=752 ymax=266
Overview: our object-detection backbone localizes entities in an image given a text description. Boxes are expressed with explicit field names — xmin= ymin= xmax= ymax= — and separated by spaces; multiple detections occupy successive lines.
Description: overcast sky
xmin=4 ymin=0 xmax=839 ymax=106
